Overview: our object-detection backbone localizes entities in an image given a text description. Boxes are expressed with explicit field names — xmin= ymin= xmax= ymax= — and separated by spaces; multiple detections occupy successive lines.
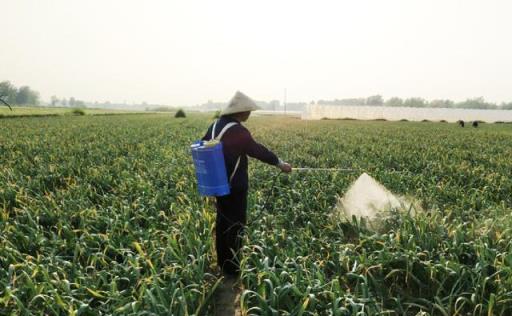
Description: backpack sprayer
xmin=190 ymin=139 xmax=231 ymax=196
xmin=191 ymin=120 xmax=240 ymax=197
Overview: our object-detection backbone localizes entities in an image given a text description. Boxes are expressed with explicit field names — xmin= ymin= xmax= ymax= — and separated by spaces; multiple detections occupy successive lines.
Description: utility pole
xmin=284 ymin=88 xmax=287 ymax=115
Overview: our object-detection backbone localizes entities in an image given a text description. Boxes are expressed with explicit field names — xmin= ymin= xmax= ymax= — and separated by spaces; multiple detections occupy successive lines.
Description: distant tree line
xmin=1 ymin=80 xmax=135 ymax=109
xmin=50 ymin=96 xmax=87 ymax=108
xmin=317 ymin=95 xmax=512 ymax=110
xmin=0 ymin=81 xmax=40 ymax=106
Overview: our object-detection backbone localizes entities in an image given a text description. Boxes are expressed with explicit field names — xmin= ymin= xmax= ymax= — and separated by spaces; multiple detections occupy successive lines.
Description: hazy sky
xmin=2 ymin=0 xmax=511 ymax=106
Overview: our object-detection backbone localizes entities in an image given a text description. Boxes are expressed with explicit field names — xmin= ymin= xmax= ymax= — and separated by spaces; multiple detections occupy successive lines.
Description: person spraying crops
xmin=200 ymin=91 xmax=292 ymax=278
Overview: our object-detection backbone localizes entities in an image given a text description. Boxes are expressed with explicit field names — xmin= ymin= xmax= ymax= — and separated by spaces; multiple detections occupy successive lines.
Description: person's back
xmin=202 ymin=115 xmax=282 ymax=192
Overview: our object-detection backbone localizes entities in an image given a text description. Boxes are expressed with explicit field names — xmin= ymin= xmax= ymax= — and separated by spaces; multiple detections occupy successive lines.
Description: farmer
xmin=202 ymin=91 xmax=292 ymax=278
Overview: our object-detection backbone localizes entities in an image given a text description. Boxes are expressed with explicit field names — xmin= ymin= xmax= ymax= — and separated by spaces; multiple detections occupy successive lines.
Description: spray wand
xmin=293 ymin=167 xmax=357 ymax=172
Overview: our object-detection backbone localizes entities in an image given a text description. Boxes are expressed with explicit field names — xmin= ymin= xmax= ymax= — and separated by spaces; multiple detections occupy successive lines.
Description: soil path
xmin=214 ymin=277 xmax=242 ymax=316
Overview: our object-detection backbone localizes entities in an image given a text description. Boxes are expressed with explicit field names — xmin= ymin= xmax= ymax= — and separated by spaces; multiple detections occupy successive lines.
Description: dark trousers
xmin=215 ymin=190 xmax=247 ymax=276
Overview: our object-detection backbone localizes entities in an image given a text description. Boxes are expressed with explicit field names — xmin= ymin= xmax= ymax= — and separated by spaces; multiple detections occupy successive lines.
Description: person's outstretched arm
xmin=240 ymin=128 xmax=292 ymax=173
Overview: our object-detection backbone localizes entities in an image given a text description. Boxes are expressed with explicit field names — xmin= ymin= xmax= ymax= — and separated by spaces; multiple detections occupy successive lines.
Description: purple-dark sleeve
xmin=239 ymin=128 xmax=279 ymax=165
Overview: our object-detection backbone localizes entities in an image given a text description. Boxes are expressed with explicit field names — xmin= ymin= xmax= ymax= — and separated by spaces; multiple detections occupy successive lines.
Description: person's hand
xmin=280 ymin=163 xmax=292 ymax=173
xmin=278 ymin=160 xmax=292 ymax=173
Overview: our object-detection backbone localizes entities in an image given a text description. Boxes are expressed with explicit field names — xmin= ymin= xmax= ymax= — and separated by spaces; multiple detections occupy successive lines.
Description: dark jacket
xmin=202 ymin=116 xmax=279 ymax=192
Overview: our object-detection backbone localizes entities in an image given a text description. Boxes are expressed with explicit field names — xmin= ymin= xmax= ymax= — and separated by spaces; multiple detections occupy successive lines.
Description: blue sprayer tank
xmin=191 ymin=140 xmax=230 ymax=196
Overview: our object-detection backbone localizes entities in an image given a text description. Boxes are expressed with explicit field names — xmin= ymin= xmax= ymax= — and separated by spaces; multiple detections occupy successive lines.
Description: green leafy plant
xmin=175 ymin=109 xmax=186 ymax=118
xmin=71 ymin=108 xmax=85 ymax=116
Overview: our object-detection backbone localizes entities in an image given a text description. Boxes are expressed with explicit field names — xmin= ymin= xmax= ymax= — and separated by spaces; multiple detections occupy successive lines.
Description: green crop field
xmin=1 ymin=114 xmax=511 ymax=315
xmin=0 ymin=106 xmax=144 ymax=118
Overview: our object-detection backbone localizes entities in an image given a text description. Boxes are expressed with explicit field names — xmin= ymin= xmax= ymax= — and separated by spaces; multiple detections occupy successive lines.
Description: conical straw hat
xmin=220 ymin=91 xmax=261 ymax=116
